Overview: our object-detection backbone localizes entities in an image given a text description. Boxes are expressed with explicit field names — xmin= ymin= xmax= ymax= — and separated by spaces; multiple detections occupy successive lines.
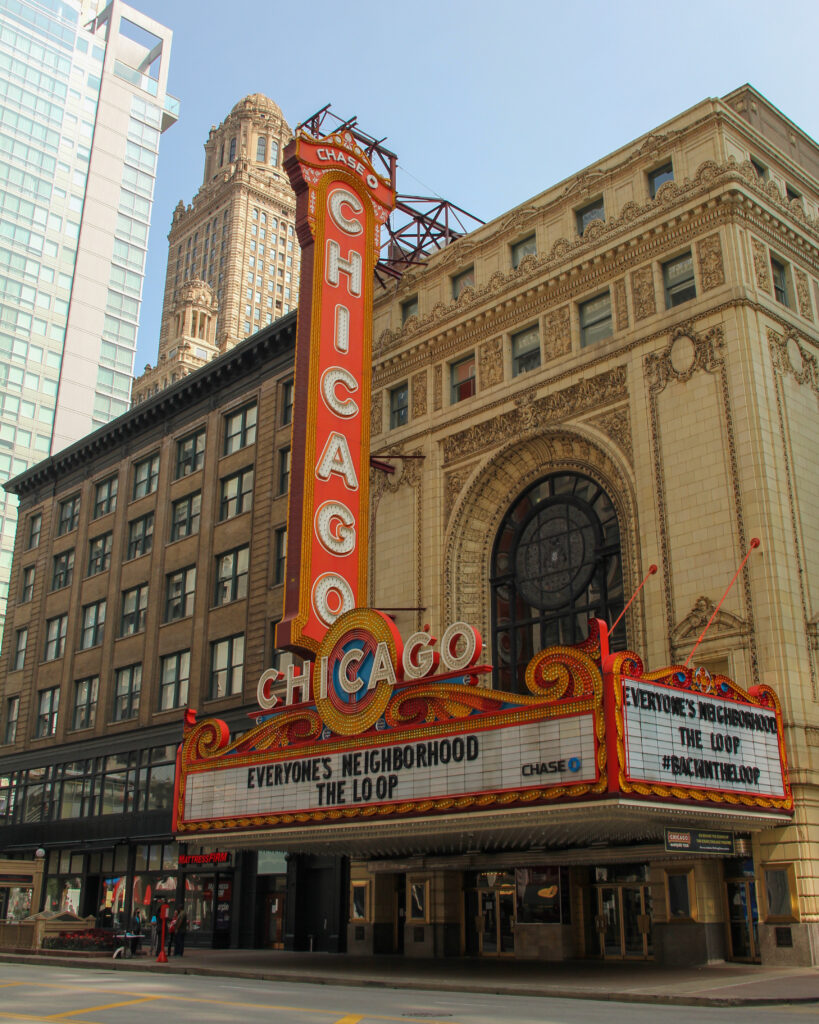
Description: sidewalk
xmin=1 ymin=947 xmax=818 ymax=1007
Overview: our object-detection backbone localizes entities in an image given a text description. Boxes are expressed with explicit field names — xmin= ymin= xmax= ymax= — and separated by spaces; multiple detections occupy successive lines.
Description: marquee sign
xmin=173 ymin=619 xmax=792 ymax=838
xmin=604 ymin=644 xmax=792 ymax=812
xmin=174 ymin=612 xmax=607 ymax=836
xmin=277 ymin=131 xmax=396 ymax=655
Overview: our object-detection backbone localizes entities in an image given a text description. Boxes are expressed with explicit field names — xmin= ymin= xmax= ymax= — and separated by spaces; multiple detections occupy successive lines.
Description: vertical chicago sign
xmin=277 ymin=132 xmax=396 ymax=656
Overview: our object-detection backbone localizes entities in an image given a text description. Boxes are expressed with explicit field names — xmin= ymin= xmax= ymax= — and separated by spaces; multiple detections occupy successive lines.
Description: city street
xmin=0 ymin=964 xmax=816 ymax=1024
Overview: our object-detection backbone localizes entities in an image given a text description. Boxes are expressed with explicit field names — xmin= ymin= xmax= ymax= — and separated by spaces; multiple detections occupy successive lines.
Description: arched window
xmin=256 ymin=136 xmax=266 ymax=162
xmin=229 ymin=137 xmax=236 ymax=162
xmin=219 ymin=143 xmax=224 ymax=167
xmin=491 ymin=471 xmax=625 ymax=692
xmin=270 ymin=140 xmax=279 ymax=166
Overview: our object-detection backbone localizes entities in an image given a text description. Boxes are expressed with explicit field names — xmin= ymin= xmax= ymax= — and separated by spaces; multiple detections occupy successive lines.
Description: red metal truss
xmin=296 ymin=105 xmax=484 ymax=284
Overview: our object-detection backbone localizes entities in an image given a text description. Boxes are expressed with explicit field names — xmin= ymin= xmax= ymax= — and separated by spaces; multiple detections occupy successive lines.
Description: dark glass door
xmin=726 ymin=880 xmax=759 ymax=962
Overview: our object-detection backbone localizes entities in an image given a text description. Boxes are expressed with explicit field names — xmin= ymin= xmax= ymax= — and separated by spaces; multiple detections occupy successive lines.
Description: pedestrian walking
xmin=166 ymin=909 xmax=178 ymax=957
xmin=173 ymin=906 xmax=188 ymax=958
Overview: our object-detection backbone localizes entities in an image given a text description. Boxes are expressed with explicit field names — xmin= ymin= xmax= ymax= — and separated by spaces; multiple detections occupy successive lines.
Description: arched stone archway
xmin=443 ymin=427 xmax=644 ymax=652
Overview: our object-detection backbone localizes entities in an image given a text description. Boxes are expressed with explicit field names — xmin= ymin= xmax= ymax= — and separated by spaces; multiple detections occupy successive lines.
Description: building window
xmin=21 ymin=565 xmax=35 ymax=603
xmin=36 ymin=687 xmax=60 ymax=738
xmin=451 ymin=267 xmax=475 ymax=300
xmin=72 ymin=676 xmax=98 ymax=731
xmin=229 ymin=137 xmax=236 ymax=162
xmin=224 ymin=403 xmax=257 ymax=454
xmin=770 ymin=256 xmax=790 ymax=306
xmin=120 ymin=584 xmax=148 ymax=636
xmin=579 ymin=291 xmax=613 ymax=347
xmin=215 ymin=546 xmax=249 ymax=605
xmin=219 ymin=466 xmax=254 ymax=521
xmin=51 ymin=550 xmax=74 ymax=591
xmin=13 ymin=627 xmax=27 ymax=671
xmin=389 ymin=383 xmax=409 ymax=429
xmin=170 ymin=492 xmax=201 ymax=541
xmin=132 ymin=453 xmax=159 ymax=499
xmin=4 ymin=696 xmax=19 ymax=744
xmin=663 ymin=252 xmax=697 ymax=308
xmin=270 ymin=140 xmax=279 ymax=165
xmin=255 ymin=136 xmax=266 ymax=162
xmin=274 ymin=526 xmax=286 ymax=585
xmin=763 ymin=864 xmax=798 ymax=922
xmin=511 ymin=234 xmax=536 ymax=269
xmin=27 ymin=513 xmax=42 ymax=549
xmin=576 ymin=198 xmax=605 ymax=236
xmin=127 ymin=512 xmax=154 ymax=559
xmin=209 ymin=634 xmax=245 ymax=699
xmin=87 ymin=532 xmax=112 ymax=576
xmin=491 ymin=471 xmax=624 ymax=692
xmin=44 ymin=614 xmax=68 ymax=661
xmin=750 ymin=157 xmax=768 ymax=181
xmin=401 ymin=295 xmax=418 ymax=324
xmin=57 ymin=495 xmax=80 ymax=535
xmin=93 ymin=475 xmax=118 ymax=518
xmin=648 ymin=161 xmax=674 ymax=198
xmin=113 ymin=664 xmax=141 ymax=721
xmin=277 ymin=446 xmax=291 ymax=495
xmin=175 ymin=429 xmax=206 ymax=478
xmin=785 ymin=184 xmax=801 ymax=204
xmin=159 ymin=650 xmax=190 ymax=711
xmin=79 ymin=600 xmax=106 ymax=650
xmin=511 ymin=324 xmax=541 ymax=376
xmin=281 ymin=380 xmax=293 ymax=425
xmin=450 ymin=354 xmax=476 ymax=404
xmin=665 ymin=869 xmax=695 ymax=921
xmin=165 ymin=565 xmax=196 ymax=622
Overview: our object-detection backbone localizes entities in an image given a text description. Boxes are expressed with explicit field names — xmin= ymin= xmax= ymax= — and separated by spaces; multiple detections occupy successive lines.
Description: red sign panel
xmin=277 ymin=132 xmax=395 ymax=655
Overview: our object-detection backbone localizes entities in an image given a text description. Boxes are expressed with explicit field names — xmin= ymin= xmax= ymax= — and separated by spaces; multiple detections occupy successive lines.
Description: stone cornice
xmin=377 ymin=160 xmax=817 ymax=343
xmin=371 ymin=295 xmax=818 ymax=455
xmin=5 ymin=314 xmax=297 ymax=499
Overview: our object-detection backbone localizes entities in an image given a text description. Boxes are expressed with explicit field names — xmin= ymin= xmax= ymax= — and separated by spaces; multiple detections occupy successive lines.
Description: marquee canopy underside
xmin=182 ymin=799 xmax=789 ymax=858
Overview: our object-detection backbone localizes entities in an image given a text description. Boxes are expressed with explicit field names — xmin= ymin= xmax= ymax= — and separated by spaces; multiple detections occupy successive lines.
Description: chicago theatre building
xmin=1 ymin=85 xmax=818 ymax=967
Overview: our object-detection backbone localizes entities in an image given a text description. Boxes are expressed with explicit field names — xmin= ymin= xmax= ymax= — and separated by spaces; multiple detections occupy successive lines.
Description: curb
xmin=1 ymin=954 xmax=817 ymax=1008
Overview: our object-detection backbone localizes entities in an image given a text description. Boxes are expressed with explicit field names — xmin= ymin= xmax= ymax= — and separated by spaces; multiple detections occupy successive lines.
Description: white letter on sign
xmin=313 ymin=572 xmax=355 ymax=626
xmin=328 ymin=188 xmax=363 ymax=235
xmin=320 ymin=367 xmax=359 ymax=418
xmin=315 ymin=499 xmax=356 ymax=555
xmin=403 ymin=631 xmax=438 ymax=679
xmin=316 ymin=431 xmax=358 ymax=489
xmin=368 ymin=641 xmax=397 ymax=690
xmin=334 ymin=304 xmax=349 ymax=353
xmin=440 ymin=622 xmax=480 ymax=672
xmin=326 ymin=240 xmax=362 ymax=296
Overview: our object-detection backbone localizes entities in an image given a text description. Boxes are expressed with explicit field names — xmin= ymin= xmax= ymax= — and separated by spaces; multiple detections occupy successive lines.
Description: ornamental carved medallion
xmin=412 ymin=370 xmax=428 ymax=418
xmin=479 ymin=336 xmax=504 ymax=388
xmin=614 ymin=278 xmax=629 ymax=331
xmin=795 ymin=268 xmax=814 ymax=321
xmin=543 ymin=305 xmax=571 ymax=362
xmin=630 ymin=266 xmax=656 ymax=321
xmin=751 ymin=238 xmax=772 ymax=293
xmin=696 ymin=233 xmax=726 ymax=292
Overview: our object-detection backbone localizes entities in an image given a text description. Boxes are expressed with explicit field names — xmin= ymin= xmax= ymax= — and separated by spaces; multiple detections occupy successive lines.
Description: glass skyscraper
xmin=0 ymin=0 xmax=176 ymax=638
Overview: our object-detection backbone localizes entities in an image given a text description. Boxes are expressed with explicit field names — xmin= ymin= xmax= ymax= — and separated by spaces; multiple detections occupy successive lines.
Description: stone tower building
xmin=134 ymin=94 xmax=298 ymax=402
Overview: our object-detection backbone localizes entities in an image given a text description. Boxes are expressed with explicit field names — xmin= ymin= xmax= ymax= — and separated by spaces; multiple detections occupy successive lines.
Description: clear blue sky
xmin=133 ymin=0 xmax=819 ymax=372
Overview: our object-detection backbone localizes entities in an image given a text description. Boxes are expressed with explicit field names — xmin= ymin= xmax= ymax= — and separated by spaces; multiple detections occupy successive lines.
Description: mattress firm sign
xmin=622 ymin=678 xmax=785 ymax=799
xmin=183 ymin=715 xmax=596 ymax=824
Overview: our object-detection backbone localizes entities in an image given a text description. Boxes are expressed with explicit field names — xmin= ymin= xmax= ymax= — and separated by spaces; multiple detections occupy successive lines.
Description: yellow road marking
xmin=0 ymin=981 xmax=463 ymax=1024
xmin=48 ymin=998 xmax=159 ymax=1018
xmin=0 ymin=1015 xmax=102 ymax=1024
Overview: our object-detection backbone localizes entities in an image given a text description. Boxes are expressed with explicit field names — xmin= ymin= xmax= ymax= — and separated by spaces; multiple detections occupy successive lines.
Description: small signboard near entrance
xmin=664 ymin=828 xmax=735 ymax=854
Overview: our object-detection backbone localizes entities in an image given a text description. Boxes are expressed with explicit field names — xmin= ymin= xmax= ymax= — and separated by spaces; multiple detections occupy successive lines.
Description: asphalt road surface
xmin=0 ymin=964 xmax=815 ymax=1024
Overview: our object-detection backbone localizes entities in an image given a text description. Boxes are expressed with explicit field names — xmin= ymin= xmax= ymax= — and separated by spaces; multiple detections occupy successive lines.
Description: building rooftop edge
xmin=5 ymin=311 xmax=297 ymax=498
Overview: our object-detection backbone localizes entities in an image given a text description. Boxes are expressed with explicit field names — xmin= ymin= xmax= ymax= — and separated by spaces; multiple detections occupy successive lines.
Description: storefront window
xmin=257 ymin=850 xmax=287 ymax=874
xmin=763 ymin=865 xmax=797 ymax=922
xmin=515 ymin=867 xmax=570 ymax=924
xmin=665 ymin=869 xmax=694 ymax=920
xmin=184 ymin=873 xmax=214 ymax=936
xmin=594 ymin=863 xmax=648 ymax=883
xmin=3 ymin=886 xmax=32 ymax=921
xmin=350 ymin=881 xmax=370 ymax=921
xmin=100 ymin=875 xmax=127 ymax=928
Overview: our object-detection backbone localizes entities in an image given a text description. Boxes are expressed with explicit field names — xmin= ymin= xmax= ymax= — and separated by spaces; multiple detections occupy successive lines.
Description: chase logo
xmin=521 ymin=757 xmax=582 ymax=777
